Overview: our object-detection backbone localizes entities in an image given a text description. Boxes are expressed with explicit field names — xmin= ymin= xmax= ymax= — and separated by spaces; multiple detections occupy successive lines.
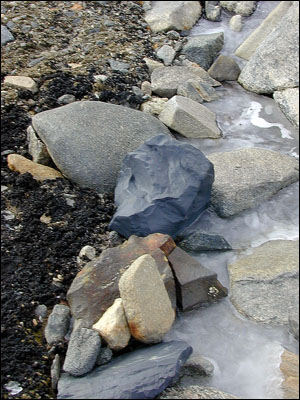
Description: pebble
xmin=34 ymin=304 xmax=48 ymax=319
xmin=57 ymin=94 xmax=76 ymax=105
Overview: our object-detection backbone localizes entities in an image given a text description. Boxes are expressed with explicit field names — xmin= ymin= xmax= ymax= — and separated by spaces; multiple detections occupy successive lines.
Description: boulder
xmin=119 ymin=254 xmax=175 ymax=344
xmin=273 ymin=88 xmax=299 ymax=128
xmin=220 ymin=1 xmax=257 ymax=16
xmin=156 ymin=45 xmax=176 ymax=66
xmin=109 ymin=134 xmax=215 ymax=238
xmin=181 ymin=33 xmax=224 ymax=70
xmin=158 ymin=96 xmax=221 ymax=138
xmin=207 ymin=148 xmax=299 ymax=218
xmin=238 ymin=2 xmax=299 ymax=94
xmin=177 ymin=231 xmax=232 ymax=252
xmin=45 ymin=304 xmax=71 ymax=345
xmin=4 ymin=76 xmax=38 ymax=93
xmin=205 ymin=1 xmax=222 ymax=22
xmin=229 ymin=15 xmax=243 ymax=32
xmin=57 ymin=340 xmax=193 ymax=399
xmin=228 ymin=240 xmax=299 ymax=325
xmin=92 ymin=298 xmax=131 ymax=351
xmin=159 ymin=385 xmax=241 ymax=399
xmin=168 ymin=247 xmax=228 ymax=310
xmin=31 ymin=101 xmax=170 ymax=192
xmin=208 ymin=55 xmax=241 ymax=81
xmin=67 ymin=233 xmax=177 ymax=327
xmin=1 ymin=25 xmax=15 ymax=45
xmin=280 ymin=350 xmax=299 ymax=399
xmin=177 ymin=79 xmax=219 ymax=103
xmin=144 ymin=1 xmax=202 ymax=33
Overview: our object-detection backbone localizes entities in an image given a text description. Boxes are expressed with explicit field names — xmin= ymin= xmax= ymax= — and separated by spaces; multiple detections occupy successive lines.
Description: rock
xmin=7 ymin=154 xmax=64 ymax=182
xmin=108 ymin=59 xmax=130 ymax=73
xmin=288 ymin=309 xmax=299 ymax=341
xmin=95 ymin=346 xmax=113 ymax=366
xmin=151 ymin=66 xmax=221 ymax=98
xmin=67 ymin=233 xmax=177 ymax=327
xmin=4 ymin=75 xmax=38 ymax=93
xmin=158 ymin=385 xmax=241 ymax=399
xmin=31 ymin=101 xmax=170 ymax=192
xmin=205 ymin=1 xmax=222 ymax=21
xmin=45 ymin=304 xmax=71 ymax=345
xmin=144 ymin=1 xmax=202 ymax=33
xmin=1 ymin=25 xmax=15 ymax=45
xmin=57 ymin=340 xmax=193 ymax=399
xmin=141 ymin=81 xmax=152 ymax=96
xmin=167 ymin=30 xmax=181 ymax=40
xmin=118 ymin=254 xmax=175 ymax=344
xmin=143 ymin=57 xmax=164 ymax=74
xmin=273 ymin=88 xmax=299 ymax=128
xmin=27 ymin=126 xmax=52 ymax=165
xmin=229 ymin=15 xmax=243 ymax=32
xmin=57 ymin=94 xmax=76 ymax=105
xmin=181 ymin=355 xmax=214 ymax=377
xmin=158 ymin=96 xmax=221 ymax=138
xmin=220 ymin=1 xmax=257 ymax=16
xmin=280 ymin=350 xmax=299 ymax=399
xmin=92 ymin=298 xmax=131 ymax=351
xmin=51 ymin=354 xmax=61 ymax=390
xmin=156 ymin=45 xmax=176 ymax=66
xmin=207 ymin=148 xmax=299 ymax=218
xmin=78 ymin=245 xmax=96 ymax=261
xmin=109 ymin=134 xmax=215 ymax=238
xmin=34 ymin=304 xmax=48 ymax=319
xmin=235 ymin=1 xmax=292 ymax=60
xmin=238 ymin=2 xmax=299 ymax=94
xmin=181 ymin=33 xmax=224 ymax=70
xmin=177 ymin=79 xmax=219 ymax=103
xmin=177 ymin=231 xmax=232 ymax=252
xmin=168 ymin=247 xmax=228 ymax=310
xmin=141 ymin=97 xmax=168 ymax=116
xmin=63 ymin=327 xmax=101 ymax=376
xmin=208 ymin=55 xmax=241 ymax=82
xmin=228 ymin=240 xmax=299 ymax=325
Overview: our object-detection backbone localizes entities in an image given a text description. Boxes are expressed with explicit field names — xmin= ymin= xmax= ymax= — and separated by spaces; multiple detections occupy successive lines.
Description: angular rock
xmin=7 ymin=154 xmax=64 ymax=182
xmin=273 ymin=88 xmax=299 ymax=128
xmin=45 ymin=304 xmax=71 ymax=345
xmin=108 ymin=59 xmax=130 ymax=73
xmin=205 ymin=1 xmax=222 ymax=22
xmin=1 ymin=25 xmax=15 ymax=45
xmin=143 ymin=57 xmax=164 ymax=74
xmin=207 ymin=148 xmax=299 ymax=218
xmin=208 ymin=55 xmax=241 ymax=82
xmin=144 ymin=1 xmax=202 ymax=33
xmin=4 ymin=75 xmax=38 ymax=93
xmin=27 ymin=126 xmax=52 ymax=165
xmin=220 ymin=1 xmax=257 ymax=16
xmin=67 ymin=233 xmax=177 ymax=327
xmin=177 ymin=231 xmax=232 ymax=252
xmin=92 ymin=298 xmax=131 ymax=351
xmin=229 ymin=15 xmax=243 ymax=32
xmin=109 ymin=134 xmax=215 ymax=238
xmin=235 ymin=1 xmax=292 ymax=60
xmin=181 ymin=355 xmax=214 ymax=377
xmin=31 ymin=101 xmax=170 ymax=192
xmin=177 ymin=79 xmax=219 ymax=103
xmin=280 ymin=350 xmax=299 ymax=399
xmin=156 ymin=45 xmax=176 ymax=66
xmin=159 ymin=385 xmax=241 ymax=399
xmin=288 ymin=309 xmax=299 ymax=341
xmin=158 ymin=96 xmax=221 ymax=138
xmin=238 ymin=2 xmax=299 ymax=94
xmin=57 ymin=340 xmax=193 ymax=399
xmin=151 ymin=66 xmax=221 ymax=98
xmin=63 ymin=328 xmax=101 ymax=376
xmin=228 ymin=240 xmax=299 ymax=325
xmin=181 ymin=33 xmax=224 ymax=70
xmin=141 ymin=97 xmax=168 ymax=116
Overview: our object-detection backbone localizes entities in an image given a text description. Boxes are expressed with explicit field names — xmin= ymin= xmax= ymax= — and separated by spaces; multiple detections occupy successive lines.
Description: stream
xmin=164 ymin=2 xmax=299 ymax=399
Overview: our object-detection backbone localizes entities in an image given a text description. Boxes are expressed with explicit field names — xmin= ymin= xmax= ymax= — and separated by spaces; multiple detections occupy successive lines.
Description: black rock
xmin=57 ymin=340 xmax=193 ymax=399
xmin=109 ymin=134 xmax=214 ymax=238
xmin=177 ymin=231 xmax=232 ymax=252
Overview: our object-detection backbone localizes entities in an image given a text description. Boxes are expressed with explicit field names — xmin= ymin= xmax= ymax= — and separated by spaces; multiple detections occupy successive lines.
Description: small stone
xmin=220 ymin=1 xmax=257 ymax=16
xmin=57 ymin=94 xmax=76 ymax=105
xmin=208 ymin=55 xmax=241 ymax=81
xmin=108 ymin=59 xmax=130 ymax=73
xmin=27 ymin=126 xmax=52 ymax=165
xmin=34 ymin=304 xmax=48 ymax=319
xmin=167 ymin=30 xmax=180 ymax=40
xmin=141 ymin=96 xmax=168 ymax=116
xmin=1 ymin=25 xmax=15 ymax=45
xmin=96 ymin=346 xmax=113 ymax=366
xmin=141 ymin=81 xmax=152 ymax=96
xmin=78 ymin=245 xmax=96 ymax=261
xmin=45 ymin=304 xmax=71 ymax=345
xmin=177 ymin=231 xmax=232 ymax=252
xmin=177 ymin=78 xmax=219 ymax=103
xmin=182 ymin=355 xmax=214 ymax=377
xmin=156 ymin=45 xmax=176 ymax=66
xmin=4 ymin=75 xmax=38 ymax=93
xmin=143 ymin=57 xmax=164 ymax=74
xmin=229 ymin=15 xmax=243 ymax=32
xmin=132 ymin=86 xmax=143 ymax=97
xmin=205 ymin=1 xmax=222 ymax=21
xmin=51 ymin=354 xmax=61 ymax=390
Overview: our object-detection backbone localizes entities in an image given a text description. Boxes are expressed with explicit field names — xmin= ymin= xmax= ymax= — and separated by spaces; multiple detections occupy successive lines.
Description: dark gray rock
xmin=57 ymin=340 xmax=193 ymax=399
xmin=181 ymin=33 xmax=224 ymax=70
xmin=1 ymin=25 xmax=15 ymax=45
xmin=109 ymin=134 xmax=214 ymax=238
xmin=96 ymin=346 xmax=113 ymax=366
xmin=208 ymin=55 xmax=241 ymax=82
xmin=45 ymin=304 xmax=71 ymax=345
xmin=177 ymin=231 xmax=232 ymax=252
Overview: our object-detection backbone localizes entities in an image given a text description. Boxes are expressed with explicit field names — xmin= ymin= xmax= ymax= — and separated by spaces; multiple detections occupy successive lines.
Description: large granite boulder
xmin=31 ymin=101 xmax=170 ymax=192
xmin=144 ymin=1 xmax=202 ymax=33
xmin=57 ymin=340 xmax=193 ymax=399
xmin=273 ymin=88 xmax=299 ymax=128
xmin=207 ymin=148 xmax=299 ymax=218
xmin=109 ymin=134 xmax=215 ymax=238
xmin=238 ymin=2 xmax=299 ymax=94
xmin=228 ymin=240 xmax=299 ymax=325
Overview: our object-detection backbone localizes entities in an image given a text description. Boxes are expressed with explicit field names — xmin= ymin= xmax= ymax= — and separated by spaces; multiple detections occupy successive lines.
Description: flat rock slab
xmin=228 ymin=240 xmax=299 ymax=325
xmin=207 ymin=148 xmax=299 ymax=217
xmin=57 ymin=340 xmax=193 ymax=399
xmin=31 ymin=101 xmax=170 ymax=192
xmin=273 ymin=88 xmax=299 ymax=128
xmin=109 ymin=134 xmax=215 ymax=238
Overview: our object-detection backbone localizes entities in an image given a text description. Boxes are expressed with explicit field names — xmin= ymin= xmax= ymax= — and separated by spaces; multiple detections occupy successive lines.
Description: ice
xmin=3 ymin=381 xmax=23 ymax=396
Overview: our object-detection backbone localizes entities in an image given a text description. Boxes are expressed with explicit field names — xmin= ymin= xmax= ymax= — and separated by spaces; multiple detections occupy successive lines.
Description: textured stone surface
xmin=229 ymin=15 xmax=243 ymax=32
xmin=207 ymin=148 xmax=299 ymax=217
xmin=31 ymin=101 xmax=170 ymax=192
xmin=288 ymin=309 xmax=299 ymax=341
xmin=1 ymin=25 xmax=15 ymax=45
xmin=168 ymin=247 xmax=228 ymax=311
xmin=220 ymin=1 xmax=257 ymax=16
xmin=119 ymin=254 xmax=175 ymax=343
xmin=4 ymin=75 xmax=38 ymax=93
xmin=229 ymin=240 xmax=299 ymax=325
xmin=205 ymin=1 xmax=222 ymax=22
xmin=181 ymin=33 xmax=224 ymax=70
xmin=51 ymin=354 xmax=61 ymax=391
xmin=238 ymin=2 xmax=299 ymax=94
xmin=45 ymin=304 xmax=71 ymax=345
xmin=159 ymin=385 xmax=240 ymax=399
xmin=63 ymin=328 xmax=101 ymax=376
xmin=95 ymin=346 xmax=113 ymax=366
xmin=92 ymin=298 xmax=131 ymax=351
xmin=181 ymin=356 xmax=214 ymax=377
xmin=57 ymin=341 xmax=193 ymax=399
xmin=108 ymin=59 xmax=130 ymax=73
xmin=141 ymin=96 xmax=168 ymax=116
xmin=280 ymin=350 xmax=299 ymax=399
xmin=177 ymin=79 xmax=219 ymax=103
xmin=156 ymin=45 xmax=176 ymax=66
xmin=177 ymin=231 xmax=232 ymax=252
xmin=27 ymin=126 xmax=52 ymax=165
xmin=273 ymin=88 xmax=299 ymax=128
xmin=109 ymin=134 xmax=215 ymax=238
xmin=144 ymin=1 xmax=202 ymax=33
xmin=67 ymin=233 xmax=177 ymax=327
xmin=208 ymin=55 xmax=241 ymax=82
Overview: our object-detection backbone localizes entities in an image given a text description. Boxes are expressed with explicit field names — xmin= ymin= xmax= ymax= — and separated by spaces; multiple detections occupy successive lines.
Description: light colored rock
xmin=27 ymin=126 xmax=52 ymax=165
xmin=205 ymin=1 xmax=222 ymax=21
xmin=78 ymin=245 xmax=96 ymax=261
xmin=235 ymin=1 xmax=293 ymax=60
xmin=118 ymin=254 xmax=175 ymax=344
xmin=177 ymin=78 xmax=219 ymax=103
xmin=141 ymin=81 xmax=152 ymax=96
xmin=207 ymin=148 xmax=299 ymax=217
xmin=92 ymin=298 xmax=131 ymax=351
xmin=220 ymin=1 xmax=257 ymax=16
xmin=45 ymin=304 xmax=71 ymax=345
xmin=273 ymin=88 xmax=299 ymax=128
xmin=57 ymin=94 xmax=76 ymax=105
xmin=4 ymin=75 xmax=38 ymax=93
xmin=229 ymin=15 xmax=242 ymax=32
xmin=228 ymin=240 xmax=299 ymax=325
xmin=144 ymin=1 xmax=202 ymax=33
xmin=7 ymin=154 xmax=64 ymax=182
xmin=158 ymin=95 xmax=221 ymax=139
xmin=280 ymin=350 xmax=299 ymax=399
xmin=156 ymin=45 xmax=176 ymax=66
xmin=143 ymin=57 xmax=164 ymax=74
xmin=238 ymin=2 xmax=299 ymax=94
xmin=159 ymin=385 xmax=241 ymax=399
xmin=208 ymin=55 xmax=241 ymax=81
xmin=141 ymin=96 xmax=168 ymax=116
